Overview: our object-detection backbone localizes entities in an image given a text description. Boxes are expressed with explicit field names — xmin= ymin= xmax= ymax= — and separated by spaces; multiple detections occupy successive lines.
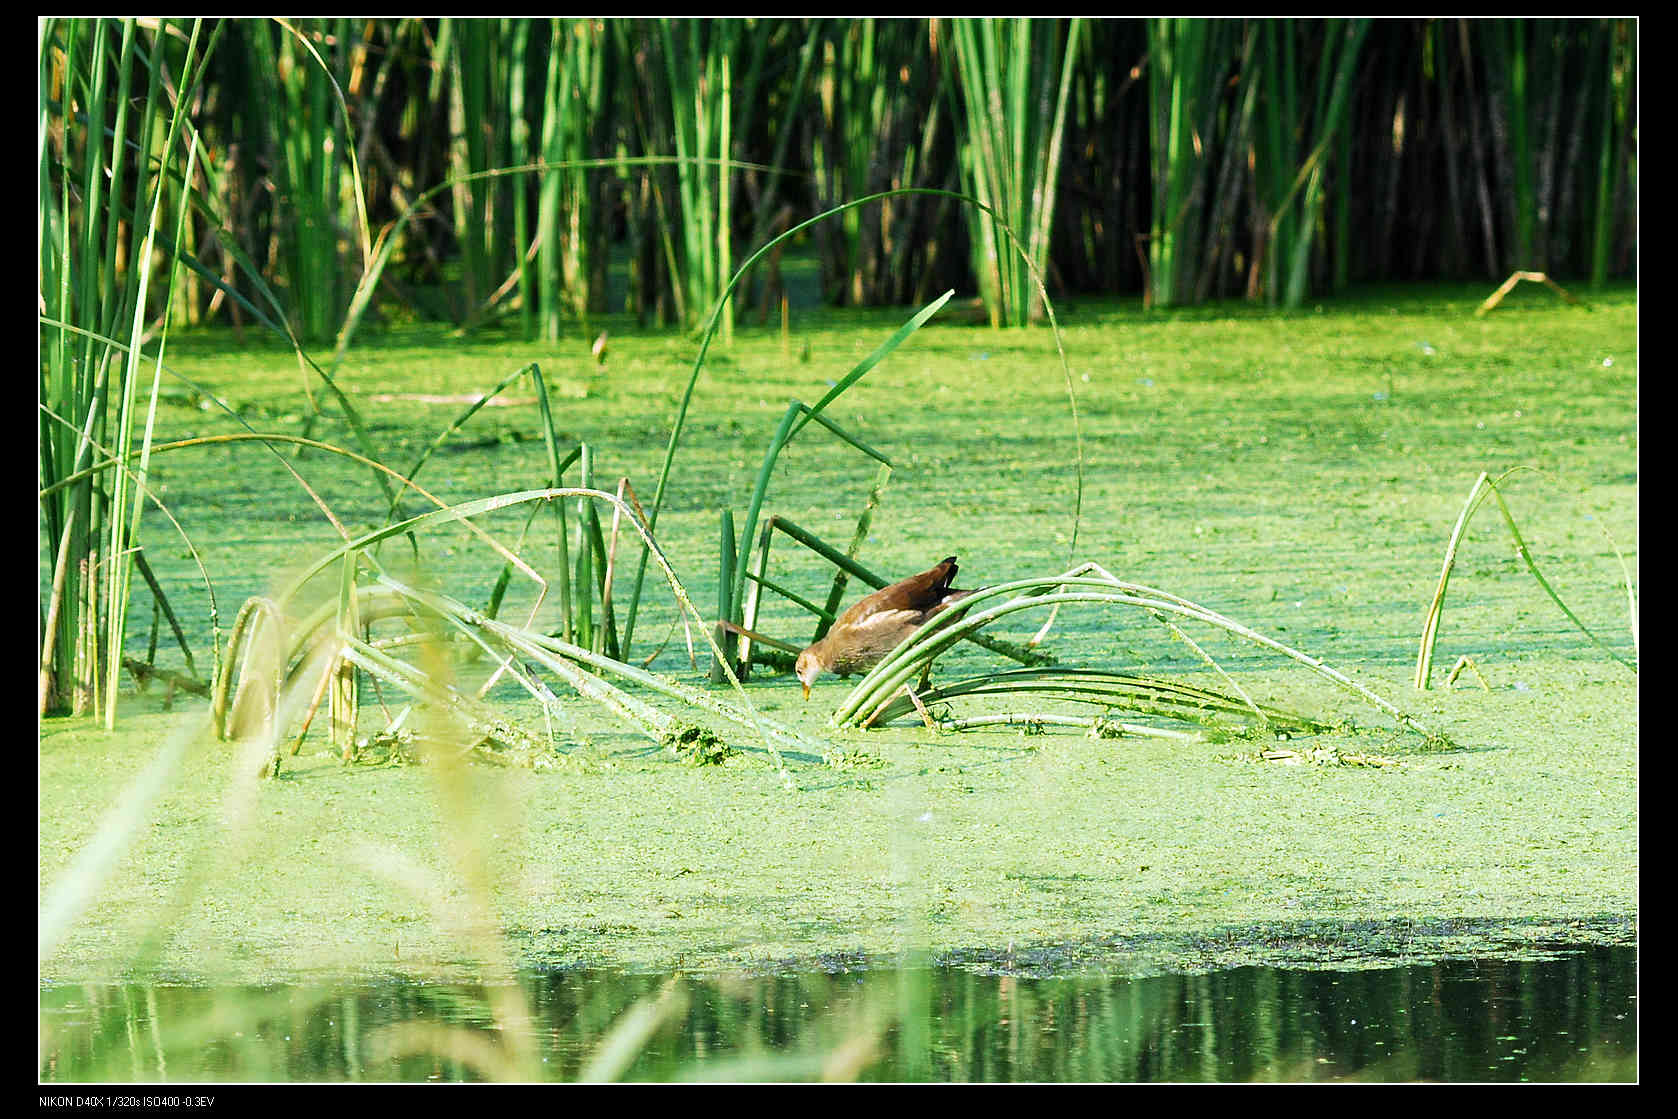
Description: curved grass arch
xmin=829 ymin=566 xmax=1443 ymax=745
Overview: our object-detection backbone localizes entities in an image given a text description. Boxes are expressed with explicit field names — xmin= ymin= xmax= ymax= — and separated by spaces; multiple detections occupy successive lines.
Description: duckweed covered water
xmin=40 ymin=283 xmax=1636 ymax=1078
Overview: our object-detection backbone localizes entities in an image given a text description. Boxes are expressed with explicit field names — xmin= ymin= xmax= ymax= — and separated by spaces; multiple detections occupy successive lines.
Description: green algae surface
xmin=39 ymin=283 xmax=1637 ymax=984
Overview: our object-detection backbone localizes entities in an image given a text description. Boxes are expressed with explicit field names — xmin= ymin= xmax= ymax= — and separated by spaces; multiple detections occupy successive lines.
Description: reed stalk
xmin=241 ymin=19 xmax=370 ymax=342
xmin=46 ymin=19 xmax=1638 ymax=347
xmin=865 ymin=667 xmax=1330 ymax=735
xmin=1589 ymin=19 xmax=1634 ymax=288
xmin=651 ymin=20 xmax=747 ymax=339
xmin=948 ymin=18 xmax=1084 ymax=325
xmin=812 ymin=20 xmax=959 ymax=307
xmin=534 ymin=19 xmax=607 ymax=337
xmin=1145 ymin=18 xmax=1230 ymax=307
xmin=1487 ymin=20 xmax=1538 ymax=269
xmin=217 ymin=486 xmax=798 ymax=768
xmin=442 ymin=18 xmax=501 ymax=320
xmin=1250 ymin=19 xmax=1370 ymax=307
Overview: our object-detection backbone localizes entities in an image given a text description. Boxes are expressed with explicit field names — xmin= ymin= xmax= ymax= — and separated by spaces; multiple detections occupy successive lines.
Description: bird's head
xmin=795 ymin=650 xmax=821 ymax=700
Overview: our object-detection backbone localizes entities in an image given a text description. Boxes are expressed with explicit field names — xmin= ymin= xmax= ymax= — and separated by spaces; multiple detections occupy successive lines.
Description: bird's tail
xmin=715 ymin=618 xmax=803 ymax=655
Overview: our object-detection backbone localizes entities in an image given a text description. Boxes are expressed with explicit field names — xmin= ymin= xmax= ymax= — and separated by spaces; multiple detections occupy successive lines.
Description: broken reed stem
xmin=1415 ymin=471 xmax=1489 ymax=690
xmin=1474 ymin=270 xmax=1587 ymax=317
xmin=224 ymin=486 xmax=791 ymax=772
xmin=1415 ymin=467 xmax=1636 ymax=689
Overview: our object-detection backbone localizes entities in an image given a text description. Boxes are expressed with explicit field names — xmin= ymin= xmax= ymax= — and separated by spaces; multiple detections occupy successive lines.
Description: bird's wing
xmin=833 ymin=558 xmax=960 ymax=627
xmin=847 ymin=607 xmax=923 ymax=634
xmin=883 ymin=558 xmax=960 ymax=612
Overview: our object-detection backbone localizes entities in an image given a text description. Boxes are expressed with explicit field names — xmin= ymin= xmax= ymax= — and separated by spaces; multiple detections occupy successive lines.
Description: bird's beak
xmin=801 ymin=681 xmax=811 ymax=701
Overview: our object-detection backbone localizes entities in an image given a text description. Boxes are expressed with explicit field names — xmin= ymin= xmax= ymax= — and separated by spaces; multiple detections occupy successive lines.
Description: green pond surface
xmin=41 ymin=285 xmax=1636 ymax=1062
xmin=39 ymin=945 xmax=1635 ymax=1082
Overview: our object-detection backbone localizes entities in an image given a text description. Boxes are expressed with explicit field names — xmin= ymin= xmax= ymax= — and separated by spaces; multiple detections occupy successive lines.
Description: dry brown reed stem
xmin=1473 ymin=270 xmax=1587 ymax=317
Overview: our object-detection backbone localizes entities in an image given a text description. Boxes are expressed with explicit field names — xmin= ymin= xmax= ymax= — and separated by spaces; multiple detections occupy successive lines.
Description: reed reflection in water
xmin=39 ymin=945 xmax=1635 ymax=1082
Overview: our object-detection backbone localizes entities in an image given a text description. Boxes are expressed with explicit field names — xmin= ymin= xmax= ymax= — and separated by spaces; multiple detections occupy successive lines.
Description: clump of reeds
xmin=40 ymin=18 xmax=211 ymax=725
xmin=210 ymin=489 xmax=825 ymax=774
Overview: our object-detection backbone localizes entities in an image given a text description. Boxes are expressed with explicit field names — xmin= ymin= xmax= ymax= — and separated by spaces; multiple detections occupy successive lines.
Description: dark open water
xmin=39 ymin=944 xmax=1635 ymax=1083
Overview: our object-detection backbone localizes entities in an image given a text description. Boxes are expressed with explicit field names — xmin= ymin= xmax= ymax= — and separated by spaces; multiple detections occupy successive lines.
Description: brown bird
xmin=795 ymin=556 xmax=979 ymax=699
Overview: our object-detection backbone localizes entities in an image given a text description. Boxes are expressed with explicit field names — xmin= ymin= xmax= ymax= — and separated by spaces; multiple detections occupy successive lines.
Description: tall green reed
xmin=47 ymin=19 xmax=1638 ymax=344
xmin=1480 ymin=19 xmax=1635 ymax=281
xmin=235 ymin=19 xmax=371 ymax=342
xmin=444 ymin=18 xmax=614 ymax=336
xmin=636 ymin=20 xmax=756 ymax=341
xmin=1250 ymin=18 xmax=1370 ymax=308
xmin=441 ymin=18 xmax=512 ymax=323
xmin=811 ymin=20 xmax=958 ymax=308
xmin=1588 ymin=20 xmax=1634 ymax=288
xmin=948 ymin=17 xmax=1083 ymax=325
xmin=1144 ymin=18 xmax=1232 ymax=308
xmin=533 ymin=20 xmax=609 ymax=337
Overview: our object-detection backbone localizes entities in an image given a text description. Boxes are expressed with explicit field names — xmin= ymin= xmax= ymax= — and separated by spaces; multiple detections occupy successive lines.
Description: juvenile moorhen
xmin=795 ymin=556 xmax=979 ymax=699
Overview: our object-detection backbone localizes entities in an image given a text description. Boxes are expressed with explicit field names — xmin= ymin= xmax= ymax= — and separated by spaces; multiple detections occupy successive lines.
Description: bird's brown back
xmin=806 ymin=557 xmax=981 ymax=678
xmin=835 ymin=555 xmax=962 ymax=629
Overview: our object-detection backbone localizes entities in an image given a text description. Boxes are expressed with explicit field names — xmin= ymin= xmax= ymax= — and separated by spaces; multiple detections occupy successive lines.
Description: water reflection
xmin=39 ymin=945 xmax=1635 ymax=1082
